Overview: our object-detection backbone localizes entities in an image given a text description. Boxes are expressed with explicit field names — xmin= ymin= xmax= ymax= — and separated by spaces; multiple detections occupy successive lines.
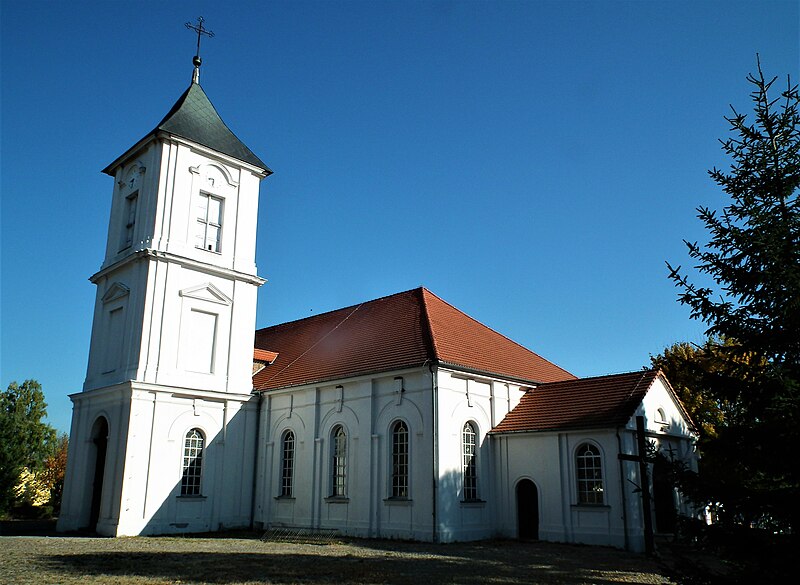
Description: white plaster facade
xmin=252 ymin=367 xmax=528 ymax=543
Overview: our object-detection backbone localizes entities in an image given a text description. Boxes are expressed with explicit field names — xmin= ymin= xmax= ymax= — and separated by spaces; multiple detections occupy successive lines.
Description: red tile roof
xmin=253 ymin=349 xmax=279 ymax=364
xmin=491 ymin=370 xmax=661 ymax=434
xmin=252 ymin=287 xmax=574 ymax=391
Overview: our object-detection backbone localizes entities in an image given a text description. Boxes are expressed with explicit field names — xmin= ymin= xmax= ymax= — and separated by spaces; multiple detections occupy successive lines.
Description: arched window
xmin=331 ymin=425 xmax=347 ymax=497
xmin=181 ymin=428 xmax=205 ymax=496
xmin=391 ymin=420 xmax=409 ymax=498
xmin=280 ymin=430 xmax=295 ymax=497
xmin=576 ymin=443 xmax=604 ymax=504
xmin=462 ymin=422 xmax=478 ymax=501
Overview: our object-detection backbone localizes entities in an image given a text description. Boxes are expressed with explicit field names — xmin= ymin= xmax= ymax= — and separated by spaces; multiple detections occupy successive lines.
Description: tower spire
xmin=185 ymin=16 xmax=214 ymax=84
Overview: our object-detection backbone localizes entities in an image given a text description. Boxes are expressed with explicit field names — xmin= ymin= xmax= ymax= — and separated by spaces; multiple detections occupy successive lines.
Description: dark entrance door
xmin=516 ymin=479 xmax=539 ymax=540
xmin=88 ymin=417 xmax=109 ymax=532
xmin=653 ymin=454 xmax=677 ymax=533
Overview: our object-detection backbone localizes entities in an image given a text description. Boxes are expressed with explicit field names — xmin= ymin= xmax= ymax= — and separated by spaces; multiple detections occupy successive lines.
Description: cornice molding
xmin=90 ymin=248 xmax=266 ymax=287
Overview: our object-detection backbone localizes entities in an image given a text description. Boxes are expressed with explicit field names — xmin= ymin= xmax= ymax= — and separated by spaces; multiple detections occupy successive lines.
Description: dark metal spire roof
xmin=155 ymin=82 xmax=270 ymax=172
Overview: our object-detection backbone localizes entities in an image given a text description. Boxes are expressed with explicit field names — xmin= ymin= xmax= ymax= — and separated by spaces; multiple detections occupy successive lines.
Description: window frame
xmin=330 ymin=425 xmax=347 ymax=498
xmin=280 ymin=429 xmax=295 ymax=497
xmin=180 ymin=428 xmax=205 ymax=497
xmin=195 ymin=191 xmax=223 ymax=253
xmin=462 ymin=421 xmax=479 ymax=501
xmin=390 ymin=420 xmax=409 ymax=499
xmin=575 ymin=442 xmax=604 ymax=505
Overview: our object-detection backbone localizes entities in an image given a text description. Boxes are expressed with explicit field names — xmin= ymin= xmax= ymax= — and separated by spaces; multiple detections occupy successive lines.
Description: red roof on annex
xmin=252 ymin=287 xmax=575 ymax=391
xmin=491 ymin=370 xmax=662 ymax=433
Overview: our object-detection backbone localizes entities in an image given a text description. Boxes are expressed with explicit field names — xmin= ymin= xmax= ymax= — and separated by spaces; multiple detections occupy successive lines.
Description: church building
xmin=57 ymin=53 xmax=698 ymax=553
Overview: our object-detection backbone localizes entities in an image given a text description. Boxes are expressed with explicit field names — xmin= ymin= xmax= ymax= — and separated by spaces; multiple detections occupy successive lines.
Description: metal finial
xmin=185 ymin=16 xmax=214 ymax=84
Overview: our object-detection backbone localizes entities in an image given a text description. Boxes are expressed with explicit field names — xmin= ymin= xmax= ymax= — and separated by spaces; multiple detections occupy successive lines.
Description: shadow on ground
xmin=0 ymin=519 xmax=59 ymax=536
xmin=40 ymin=540 xmax=665 ymax=585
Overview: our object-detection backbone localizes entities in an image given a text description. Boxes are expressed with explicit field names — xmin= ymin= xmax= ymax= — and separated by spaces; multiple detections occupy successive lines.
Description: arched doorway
xmin=653 ymin=454 xmax=677 ymax=533
xmin=516 ymin=479 xmax=539 ymax=540
xmin=87 ymin=416 xmax=109 ymax=532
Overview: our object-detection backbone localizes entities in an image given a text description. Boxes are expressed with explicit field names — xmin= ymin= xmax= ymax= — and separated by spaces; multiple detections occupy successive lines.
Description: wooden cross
xmin=617 ymin=416 xmax=656 ymax=554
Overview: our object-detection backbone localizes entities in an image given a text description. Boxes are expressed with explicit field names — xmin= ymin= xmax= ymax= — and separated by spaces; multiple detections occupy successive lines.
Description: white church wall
xmin=493 ymin=429 xmax=629 ymax=550
xmin=434 ymin=370 xmax=523 ymax=542
xmin=58 ymin=384 xmax=132 ymax=535
xmin=255 ymin=367 xmax=435 ymax=541
xmin=111 ymin=386 xmax=257 ymax=536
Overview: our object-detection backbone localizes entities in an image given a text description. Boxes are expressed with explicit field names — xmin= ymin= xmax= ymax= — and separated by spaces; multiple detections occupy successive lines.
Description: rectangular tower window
xmin=120 ymin=191 xmax=138 ymax=250
xmin=195 ymin=193 xmax=223 ymax=252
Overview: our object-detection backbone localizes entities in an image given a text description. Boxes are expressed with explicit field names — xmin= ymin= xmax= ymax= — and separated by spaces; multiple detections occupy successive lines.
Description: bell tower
xmin=58 ymin=27 xmax=271 ymax=535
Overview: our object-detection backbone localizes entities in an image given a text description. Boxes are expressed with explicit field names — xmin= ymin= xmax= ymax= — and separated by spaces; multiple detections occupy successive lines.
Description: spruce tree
xmin=667 ymin=58 xmax=799 ymax=530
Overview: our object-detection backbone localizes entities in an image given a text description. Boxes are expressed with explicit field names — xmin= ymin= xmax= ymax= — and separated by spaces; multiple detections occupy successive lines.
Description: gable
xmin=634 ymin=374 xmax=697 ymax=436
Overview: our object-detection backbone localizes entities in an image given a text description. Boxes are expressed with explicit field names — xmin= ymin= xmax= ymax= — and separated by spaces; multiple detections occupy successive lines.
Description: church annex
xmin=57 ymin=55 xmax=698 ymax=553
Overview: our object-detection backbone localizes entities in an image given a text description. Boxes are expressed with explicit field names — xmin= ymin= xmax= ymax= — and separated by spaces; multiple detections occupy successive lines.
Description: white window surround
xmin=121 ymin=191 xmax=138 ymax=250
xmin=576 ymin=442 xmax=604 ymax=505
xmin=177 ymin=283 xmax=232 ymax=378
xmin=280 ymin=430 xmax=295 ymax=497
xmin=99 ymin=282 xmax=129 ymax=375
xmin=462 ymin=421 xmax=478 ymax=501
xmin=330 ymin=425 xmax=347 ymax=498
xmin=180 ymin=428 xmax=205 ymax=497
xmin=117 ymin=162 xmax=145 ymax=252
xmin=195 ymin=192 xmax=223 ymax=253
xmin=390 ymin=420 xmax=409 ymax=499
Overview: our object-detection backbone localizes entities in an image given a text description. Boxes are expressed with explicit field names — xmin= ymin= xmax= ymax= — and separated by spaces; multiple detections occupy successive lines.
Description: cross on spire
xmin=185 ymin=16 xmax=214 ymax=84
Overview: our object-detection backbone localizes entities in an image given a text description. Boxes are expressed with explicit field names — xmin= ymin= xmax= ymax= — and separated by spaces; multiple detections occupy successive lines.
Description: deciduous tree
xmin=0 ymin=380 xmax=57 ymax=514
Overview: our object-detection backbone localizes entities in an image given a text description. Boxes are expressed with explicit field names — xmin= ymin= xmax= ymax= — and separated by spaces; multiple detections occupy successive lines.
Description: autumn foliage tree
xmin=666 ymin=59 xmax=800 ymax=531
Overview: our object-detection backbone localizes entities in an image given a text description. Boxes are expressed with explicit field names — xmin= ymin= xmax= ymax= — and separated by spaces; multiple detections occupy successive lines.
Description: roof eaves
xmin=489 ymin=424 xmax=622 ymax=435
xmin=255 ymin=360 xmax=432 ymax=393
xmin=435 ymin=361 xmax=544 ymax=386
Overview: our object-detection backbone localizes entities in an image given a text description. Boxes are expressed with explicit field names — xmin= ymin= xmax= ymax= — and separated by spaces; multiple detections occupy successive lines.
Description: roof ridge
xmin=417 ymin=288 xmax=440 ymax=361
xmin=537 ymin=369 xmax=655 ymax=387
xmin=256 ymin=287 xmax=426 ymax=333
xmin=422 ymin=289 xmax=575 ymax=380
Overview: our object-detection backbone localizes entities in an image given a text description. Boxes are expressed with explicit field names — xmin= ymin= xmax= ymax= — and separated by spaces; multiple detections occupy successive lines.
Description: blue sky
xmin=1 ymin=1 xmax=798 ymax=434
